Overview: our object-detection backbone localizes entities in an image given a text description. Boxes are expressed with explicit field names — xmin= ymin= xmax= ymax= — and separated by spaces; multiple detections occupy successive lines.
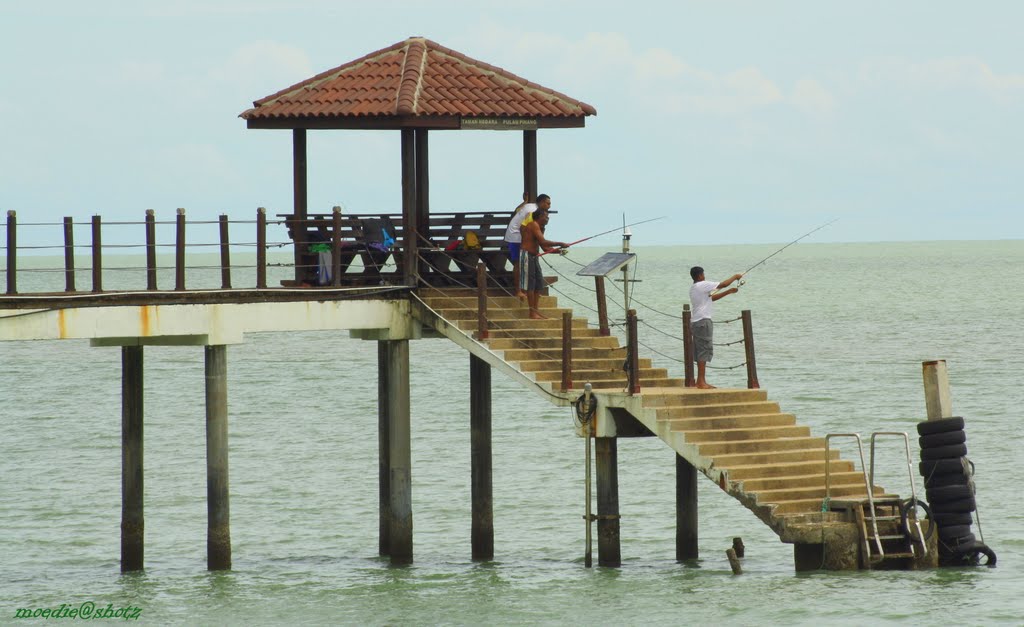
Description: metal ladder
xmin=825 ymin=432 xmax=927 ymax=564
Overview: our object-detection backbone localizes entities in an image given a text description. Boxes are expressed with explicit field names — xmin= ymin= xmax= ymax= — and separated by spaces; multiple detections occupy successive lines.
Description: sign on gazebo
xmin=460 ymin=117 xmax=538 ymax=131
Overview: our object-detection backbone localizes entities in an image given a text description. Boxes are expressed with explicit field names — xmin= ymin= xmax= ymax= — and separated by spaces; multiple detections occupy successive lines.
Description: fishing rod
xmin=718 ymin=218 xmax=838 ymax=290
xmin=538 ymin=216 xmax=666 ymax=256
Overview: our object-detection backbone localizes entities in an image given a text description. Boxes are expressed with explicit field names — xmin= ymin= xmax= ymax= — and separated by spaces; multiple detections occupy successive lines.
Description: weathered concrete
xmin=470 ymin=354 xmax=494 ymax=560
xmin=383 ymin=340 xmax=413 ymax=565
xmin=205 ymin=345 xmax=231 ymax=570
xmin=596 ymin=438 xmax=620 ymax=567
xmin=121 ymin=346 xmax=144 ymax=572
xmin=377 ymin=342 xmax=391 ymax=556
xmin=676 ymin=454 xmax=698 ymax=561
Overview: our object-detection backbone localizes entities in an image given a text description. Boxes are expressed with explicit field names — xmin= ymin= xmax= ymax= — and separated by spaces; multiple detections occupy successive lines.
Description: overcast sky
xmin=2 ymin=1 xmax=1021 ymax=246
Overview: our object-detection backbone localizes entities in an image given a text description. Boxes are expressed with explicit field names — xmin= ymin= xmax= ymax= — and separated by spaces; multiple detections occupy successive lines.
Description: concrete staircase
xmin=412 ymin=287 xmax=890 ymax=542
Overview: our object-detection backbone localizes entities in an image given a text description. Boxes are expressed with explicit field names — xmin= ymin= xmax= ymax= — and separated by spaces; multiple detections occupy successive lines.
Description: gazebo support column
xmin=292 ymin=129 xmax=308 ymax=282
xmin=401 ymin=129 xmax=418 ymax=286
xmin=415 ymin=128 xmax=430 ymax=226
xmin=523 ymin=130 xmax=537 ymax=201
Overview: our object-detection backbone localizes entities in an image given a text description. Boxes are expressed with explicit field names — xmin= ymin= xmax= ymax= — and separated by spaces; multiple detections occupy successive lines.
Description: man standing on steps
xmin=689 ymin=266 xmax=743 ymax=389
xmin=520 ymin=207 xmax=568 ymax=320
xmin=505 ymin=193 xmax=550 ymax=300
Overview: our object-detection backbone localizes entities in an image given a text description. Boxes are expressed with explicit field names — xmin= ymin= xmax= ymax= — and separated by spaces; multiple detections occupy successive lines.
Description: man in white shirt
xmin=505 ymin=193 xmax=551 ymax=299
xmin=689 ymin=266 xmax=743 ymax=389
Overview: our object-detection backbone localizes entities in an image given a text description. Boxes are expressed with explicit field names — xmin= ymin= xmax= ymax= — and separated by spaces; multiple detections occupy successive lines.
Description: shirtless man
xmin=505 ymin=193 xmax=550 ymax=300
xmin=689 ymin=266 xmax=743 ymax=389
xmin=519 ymin=207 xmax=568 ymax=319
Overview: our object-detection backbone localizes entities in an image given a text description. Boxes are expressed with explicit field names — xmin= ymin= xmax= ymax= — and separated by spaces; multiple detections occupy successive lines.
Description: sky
xmin=1 ymin=0 xmax=1021 ymax=247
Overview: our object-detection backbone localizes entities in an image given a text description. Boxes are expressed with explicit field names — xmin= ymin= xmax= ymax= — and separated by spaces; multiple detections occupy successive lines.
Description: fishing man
xmin=505 ymin=193 xmax=550 ymax=300
xmin=521 ymin=207 xmax=568 ymax=319
xmin=689 ymin=266 xmax=743 ymax=389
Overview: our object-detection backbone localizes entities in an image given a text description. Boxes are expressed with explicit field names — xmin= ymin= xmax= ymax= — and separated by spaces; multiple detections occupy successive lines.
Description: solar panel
xmin=575 ymin=252 xmax=636 ymax=277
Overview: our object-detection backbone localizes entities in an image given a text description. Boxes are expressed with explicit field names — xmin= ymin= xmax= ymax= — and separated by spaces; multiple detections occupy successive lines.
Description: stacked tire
xmin=918 ymin=417 xmax=996 ymax=567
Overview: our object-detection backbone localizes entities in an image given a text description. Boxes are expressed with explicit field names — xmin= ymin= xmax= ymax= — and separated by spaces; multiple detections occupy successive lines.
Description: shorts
xmin=691 ymin=318 xmax=713 ymax=363
xmin=507 ymin=241 xmax=521 ymax=263
xmin=518 ymin=253 xmax=543 ymax=292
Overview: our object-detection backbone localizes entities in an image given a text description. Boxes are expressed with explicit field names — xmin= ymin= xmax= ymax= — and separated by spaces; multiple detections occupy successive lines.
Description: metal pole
xmin=620 ymin=225 xmax=631 ymax=314
xmin=584 ymin=408 xmax=593 ymax=568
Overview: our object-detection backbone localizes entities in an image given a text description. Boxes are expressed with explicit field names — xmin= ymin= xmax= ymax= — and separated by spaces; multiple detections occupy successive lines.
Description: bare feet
xmin=696 ymin=382 xmax=716 ymax=389
xmin=529 ymin=311 xmax=547 ymax=320
xmin=516 ymin=291 xmax=527 ymax=301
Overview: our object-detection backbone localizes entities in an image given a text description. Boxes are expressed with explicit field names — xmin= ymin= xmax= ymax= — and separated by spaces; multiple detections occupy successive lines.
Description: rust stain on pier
xmin=58 ymin=310 xmax=67 ymax=339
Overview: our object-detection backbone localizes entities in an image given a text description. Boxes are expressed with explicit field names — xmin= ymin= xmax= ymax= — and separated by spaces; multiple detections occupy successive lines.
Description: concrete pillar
xmin=121 ymin=346 xmax=144 ymax=572
xmin=377 ymin=342 xmax=391 ymax=556
xmin=383 ymin=340 xmax=413 ymax=564
xmin=675 ymin=454 xmax=698 ymax=561
xmin=596 ymin=437 xmax=620 ymax=567
xmin=205 ymin=345 xmax=231 ymax=570
xmin=470 ymin=354 xmax=493 ymax=560
xmin=922 ymin=360 xmax=953 ymax=420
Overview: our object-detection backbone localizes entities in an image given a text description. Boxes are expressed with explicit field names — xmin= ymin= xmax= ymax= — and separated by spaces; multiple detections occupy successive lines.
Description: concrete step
xmin=532 ymin=367 xmax=670 ymax=382
xmin=753 ymin=483 xmax=885 ymax=505
xmin=579 ymin=378 xmax=687 ymax=390
xmin=485 ymin=336 xmax=620 ymax=350
xmin=513 ymin=357 xmax=652 ymax=372
xmin=641 ymin=389 xmax=769 ymax=407
xmin=459 ymin=319 xmax=600 ymax=334
xmin=433 ymin=306 xmax=570 ymax=321
xmin=421 ymin=286 xmax=556 ymax=299
xmin=500 ymin=346 xmax=626 ymax=362
xmin=656 ymin=401 xmax=781 ymax=419
xmin=683 ymin=425 xmax=811 ymax=443
xmin=739 ymin=471 xmax=868 ymax=492
xmin=664 ymin=412 xmax=796 ymax=429
xmin=711 ymin=448 xmax=838 ymax=468
xmin=697 ymin=436 xmax=826 ymax=456
xmin=420 ymin=295 xmax=558 ymax=309
xmin=725 ymin=459 xmax=856 ymax=481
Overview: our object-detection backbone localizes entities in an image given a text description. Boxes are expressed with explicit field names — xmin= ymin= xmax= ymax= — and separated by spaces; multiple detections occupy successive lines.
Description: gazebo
xmin=240 ymin=36 xmax=596 ymax=287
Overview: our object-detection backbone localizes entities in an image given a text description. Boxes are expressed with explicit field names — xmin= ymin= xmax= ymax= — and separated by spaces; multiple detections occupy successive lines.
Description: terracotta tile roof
xmin=240 ymin=37 xmax=596 ymax=124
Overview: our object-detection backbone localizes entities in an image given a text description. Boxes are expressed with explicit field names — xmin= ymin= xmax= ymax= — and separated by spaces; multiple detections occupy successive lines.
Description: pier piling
xmin=596 ymin=437 xmax=621 ymax=567
xmin=383 ymin=340 xmax=413 ymax=564
xmin=205 ymin=345 xmax=232 ymax=570
xmin=470 ymin=354 xmax=493 ymax=560
xmin=378 ymin=342 xmax=392 ymax=556
xmin=676 ymin=454 xmax=698 ymax=560
xmin=121 ymin=346 xmax=144 ymax=572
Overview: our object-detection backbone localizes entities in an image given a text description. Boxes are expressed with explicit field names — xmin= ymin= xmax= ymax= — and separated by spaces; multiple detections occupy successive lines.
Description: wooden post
xmin=523 ymin=130 xmax=538 ymax=201
xmin=726 ymin=548 xmax=743 ymax=574
xmin=626 ymin=309 xmax=640 ymax=394
xmin=596 ymin=437 xmax=620 ymax=567
xmin=91 ymin=215 xmax=102 ymax=292
xmin=175 ymin=208 xmax=186 ymax=291
xmin=205 ymin=345 xmax=231 ymax=570
xmin=470 ymin=354 xmax=493 ymax=560
xmin=256 ymin=208 xmax=267 ymax=289
xmin=732 ymin=537 xmax=745 ymax=558
xmin=741 ymin=310 xmax=759 ymax=389
xmin=561 ymin=311 xmax=573 ymax=391
xmin=682 ymin=305 xmax=695 ymax=387
xmin=377 ymin=342 xmax=391 ymax=556
xmin=145 ymin=210 xmax=157 ymax=291
xmin=219 ymin=215 xmax=231 ymax=289
xmin=415 ymin=128 xmax=430 ymax=226
xmin=121 ymin=345 xmax=144 ymax=572
xmin=383 ymin=339 xmax=413 ymax=564
xmin=292 ymin=129 xmax=307 ymax=282
xmin=476 ymin=262 xmax=488 ymax=340
xmin=401 ymin=128 xmax=418 ymax=287
xmin=922 ymin=360 xmax=953 ymax=420
xmin=595 ymin=276 xmax=610 ymax=336
xmin=63 ymin=216 xmax=75 ymax=292
xmin=4 ymin=211 xmax=13 ymax=294
xmin=330 ymin=206 xmax=342 ymax=287
xmin=676 ymin=454 xmax=698 ymax=561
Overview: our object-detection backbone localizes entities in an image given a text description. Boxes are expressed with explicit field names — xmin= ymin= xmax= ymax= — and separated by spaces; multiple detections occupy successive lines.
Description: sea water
xmin=1 ymin=240 xmax=1022 ymax=625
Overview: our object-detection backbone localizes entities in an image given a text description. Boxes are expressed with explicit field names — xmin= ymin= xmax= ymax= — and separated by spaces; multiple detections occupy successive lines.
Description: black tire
xmin=917 ymin=417 xmax=965 ymax=436
xmin=931 ymin=496 xmax=976 ymax=513
xmin=956 ymin=541 xmax=997 ymax=567
xmin=931 ymin=511 xmax=974 ymax=526
xmin=938 ymin=524 xmax=972 ymax=540
xmin=921 ymin=444 xmax=968 ymax=460
xmin=925 ymin=473 xmax=972 ymax=488
xmin=919 ymin=430 xmax=966 ymax=448
xmin=900 ymin=498 xmax=935 ymax=542
xmin=919 ymin=457 xmax=974 ymax=481
xmin=926 ymin=484 xmax=975 ymax=503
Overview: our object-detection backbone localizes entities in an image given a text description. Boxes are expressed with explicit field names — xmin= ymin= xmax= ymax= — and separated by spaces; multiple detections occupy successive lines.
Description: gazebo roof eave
xmin=243 ymin=114 xmax=588 ymax=131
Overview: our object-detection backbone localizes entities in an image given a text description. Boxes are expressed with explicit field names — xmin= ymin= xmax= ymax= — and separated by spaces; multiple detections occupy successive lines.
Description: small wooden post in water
xmin=219 ymin=215 xmax=231 ymax=289
xmin=726 ymin=547 xmax=743 ymax=575
xmin=331 ymin=207 xmax=342 ymax=287
xmin=595 ymin=276 xmax=610 ymax=336
xmin=91 ymin=215 xmax=102 ymax=292
xmin=476 ymin=262 xmax=488 ymax=340
xmin=676 ymin=453 xmax=698 ymax=560
xmin=175 ymin=209 xmax=186 ymax=291
xmin=121 ymin=345 xmax=144 ymax=572
xmin=256 ymin=208 xmax=267 ymax=289
xmin=470 ymin=354 xmax=493 ymax=560
xmin=145 ymin=210 xmax=157 ymax=291
xmin=732 ymin=537 xmax=745 ymax=558
xmin=922 ymin=360 xmax=953 ymax=420
xmin=682 ymin=305 xmax=695 ymax=387
xmin=561 ymin=311 xmax=573 ymax=391
xmin=63 ymin=217 xmax=75 ymax=292
xmin=626 ymin=309 xmax=640 ymax=394
xmin=205 ymin=345 xmax=231 ymax=570
xmin=741 ymin=310 xmax=760 ymax=389
xmin=596 ymin=437 xmax=621 ymax=567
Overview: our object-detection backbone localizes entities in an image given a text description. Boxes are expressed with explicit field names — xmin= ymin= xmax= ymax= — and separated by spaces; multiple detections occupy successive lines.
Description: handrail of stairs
xmin=869 ymin=431 xmax=927 ymax=557
xmin=825 ymin=432 xmax=884 ymax=558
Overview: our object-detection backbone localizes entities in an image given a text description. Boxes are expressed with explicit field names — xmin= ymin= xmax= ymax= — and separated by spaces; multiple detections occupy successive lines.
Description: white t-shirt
xmin=504 ymin=203 xmax=537 ymax=243
xmin=689 ymin=280 xmax=720 ymax=323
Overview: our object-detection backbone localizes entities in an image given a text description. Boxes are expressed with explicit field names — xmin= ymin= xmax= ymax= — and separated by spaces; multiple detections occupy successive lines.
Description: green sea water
xmin=1 ymin=240 xmax=1022 ymax=625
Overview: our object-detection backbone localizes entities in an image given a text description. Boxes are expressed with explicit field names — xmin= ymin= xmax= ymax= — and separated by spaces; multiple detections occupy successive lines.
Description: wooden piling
xmin=377 ymin=342 xmax=391 ymax=556
xmin=476 ymin=262 xmax=488 ymax=340
xmin=561 ymin=311 xmax=573 ymax=391
xmin=596 ymin=437 xmax=621 ymax=567
xmin=626 ymin=309 xmax=640 ymax=394
xmin=470 ymin=354 xmax=493 ymax=560
xmin=401 ymin=129 xmax=418 ymax=287
xmin=732 ymin=537 xmax=745 ymax=558
xmin=63 ymin=217 xmax=75 ymax=292
xmin=4 ymin=210 xmax=15 ymax=295
xmin=726 ymin=547 xmax=743 ymax=574
xmin=256 ymin=208 xmax=267 ymax=289
xmin=292 ymin=129 xmax=308 ymax=283
xmin=175 ymin=209 xmax=186 ymax=291
xmin=219 ymin=215 xmax=231 ymax=289
xmin=145 ymin=210 xmax=157 ymax=291
xmin=741 ymin=310 xmax=759 ymax=389
xmin=383 ymin=339 xmax=413 ymax=564
xmin=922 ymin=360 xmax=953 ymax=420
xmin=121 ymin=346 xmax=144 ymax=572
xmin=595 ymin=276 xmax=610 ymax=336
xmin=682 ymin=305 xmax=695 ymax=387
xmin=205 ymin=345 xmax=231 ymax=570
xmin=332 ymin=207 xmax=342 ymax=287
xmin=676 ymin=454 xmax=698 ymax=560
xmin=91 ymin=215 xmax=102 ymax=292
